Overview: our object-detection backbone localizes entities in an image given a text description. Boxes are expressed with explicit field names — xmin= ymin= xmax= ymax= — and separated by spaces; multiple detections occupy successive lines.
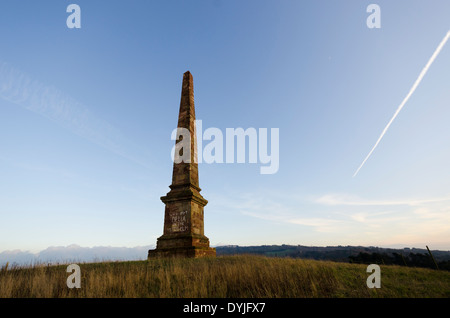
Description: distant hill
xmin=215 ymin=245 xmax=450 ymax=270
xmin=2 ymin=244 xmax=449 ymax=271
xmin=0 ymin=244 xmax=153 ymax=267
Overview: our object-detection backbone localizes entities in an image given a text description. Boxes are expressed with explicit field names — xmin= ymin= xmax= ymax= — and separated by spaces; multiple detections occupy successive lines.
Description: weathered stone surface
xmin=148 ymin=71 xmax=216 ymax=259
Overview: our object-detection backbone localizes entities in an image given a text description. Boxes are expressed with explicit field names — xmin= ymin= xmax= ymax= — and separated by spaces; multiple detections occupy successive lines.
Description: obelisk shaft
xmin=171 ymin=71 xmax=199 ymax=189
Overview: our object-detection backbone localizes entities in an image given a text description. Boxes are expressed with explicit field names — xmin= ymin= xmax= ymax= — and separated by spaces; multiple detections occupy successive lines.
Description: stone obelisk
xmin=148 ymin=71 xmax=216 ymax=258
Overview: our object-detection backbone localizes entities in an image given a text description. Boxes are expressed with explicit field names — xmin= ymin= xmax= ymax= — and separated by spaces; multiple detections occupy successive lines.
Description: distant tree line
xmin=216 ymin=245 xmax=450 ymax=271
xmin=348 ymin=252 xmax=450 ymax=271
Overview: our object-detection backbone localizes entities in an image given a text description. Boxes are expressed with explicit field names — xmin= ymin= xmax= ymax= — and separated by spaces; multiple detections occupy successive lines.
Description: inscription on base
xmin=170 ymin=210 xmax=188 ymax=233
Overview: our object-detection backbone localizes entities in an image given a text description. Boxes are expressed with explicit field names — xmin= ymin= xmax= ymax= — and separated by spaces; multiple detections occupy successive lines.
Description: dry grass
xmin=0 ymin=255 xmax=449 ymax=298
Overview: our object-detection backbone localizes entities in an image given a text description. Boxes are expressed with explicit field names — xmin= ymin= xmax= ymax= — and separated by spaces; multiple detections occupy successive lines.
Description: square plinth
xmin=148 ymin=246 xmax=216 ymax=259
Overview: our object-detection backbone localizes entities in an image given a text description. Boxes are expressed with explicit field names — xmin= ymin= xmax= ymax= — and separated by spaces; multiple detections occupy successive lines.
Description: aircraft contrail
xmin=353 ymin=30 xmax=450 ymax=177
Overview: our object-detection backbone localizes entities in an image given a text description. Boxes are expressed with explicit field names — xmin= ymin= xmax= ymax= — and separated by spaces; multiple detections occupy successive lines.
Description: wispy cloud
xmin=315 ymin=193 xmax=450 ymax=222
xmin=314 ymin=193 xmax=450 ymax=247
xmin=0 ymin=61 xmax=152 ymax=169
xmin=287 ymin=218 xmax=343 ymax=233
xmin=315 ymin=193 xmax=450 ymax=207
xmin=209 ymin=190 xmax=348 ymax=233
xmin=211 ymin=189 xmax=450 ymax=247
xmin=354 ymin=30 xmax=450 ymax=177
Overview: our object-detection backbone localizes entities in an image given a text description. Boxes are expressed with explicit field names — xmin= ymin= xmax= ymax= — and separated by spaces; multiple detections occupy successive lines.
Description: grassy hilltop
xmin=1 ymin=255 xmax=449 ymax=298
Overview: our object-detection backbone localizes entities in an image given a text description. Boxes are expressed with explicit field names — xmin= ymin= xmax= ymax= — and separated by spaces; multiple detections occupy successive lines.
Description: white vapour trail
xmin=353 ymin=31 xmax=450 ymax=177
xmin=0 ymin=61 xmax=152 ymax=169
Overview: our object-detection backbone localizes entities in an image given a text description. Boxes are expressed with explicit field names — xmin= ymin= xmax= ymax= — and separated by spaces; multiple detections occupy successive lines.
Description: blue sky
xmin=1 ymin=0 xmax=449 ymax=253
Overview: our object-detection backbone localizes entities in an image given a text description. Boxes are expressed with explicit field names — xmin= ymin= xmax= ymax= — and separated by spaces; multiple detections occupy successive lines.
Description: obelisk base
xmin=148 ymin=246 xmax=216 ymax=259
xmin=148 ymin=233 xmax=216 ymax=259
